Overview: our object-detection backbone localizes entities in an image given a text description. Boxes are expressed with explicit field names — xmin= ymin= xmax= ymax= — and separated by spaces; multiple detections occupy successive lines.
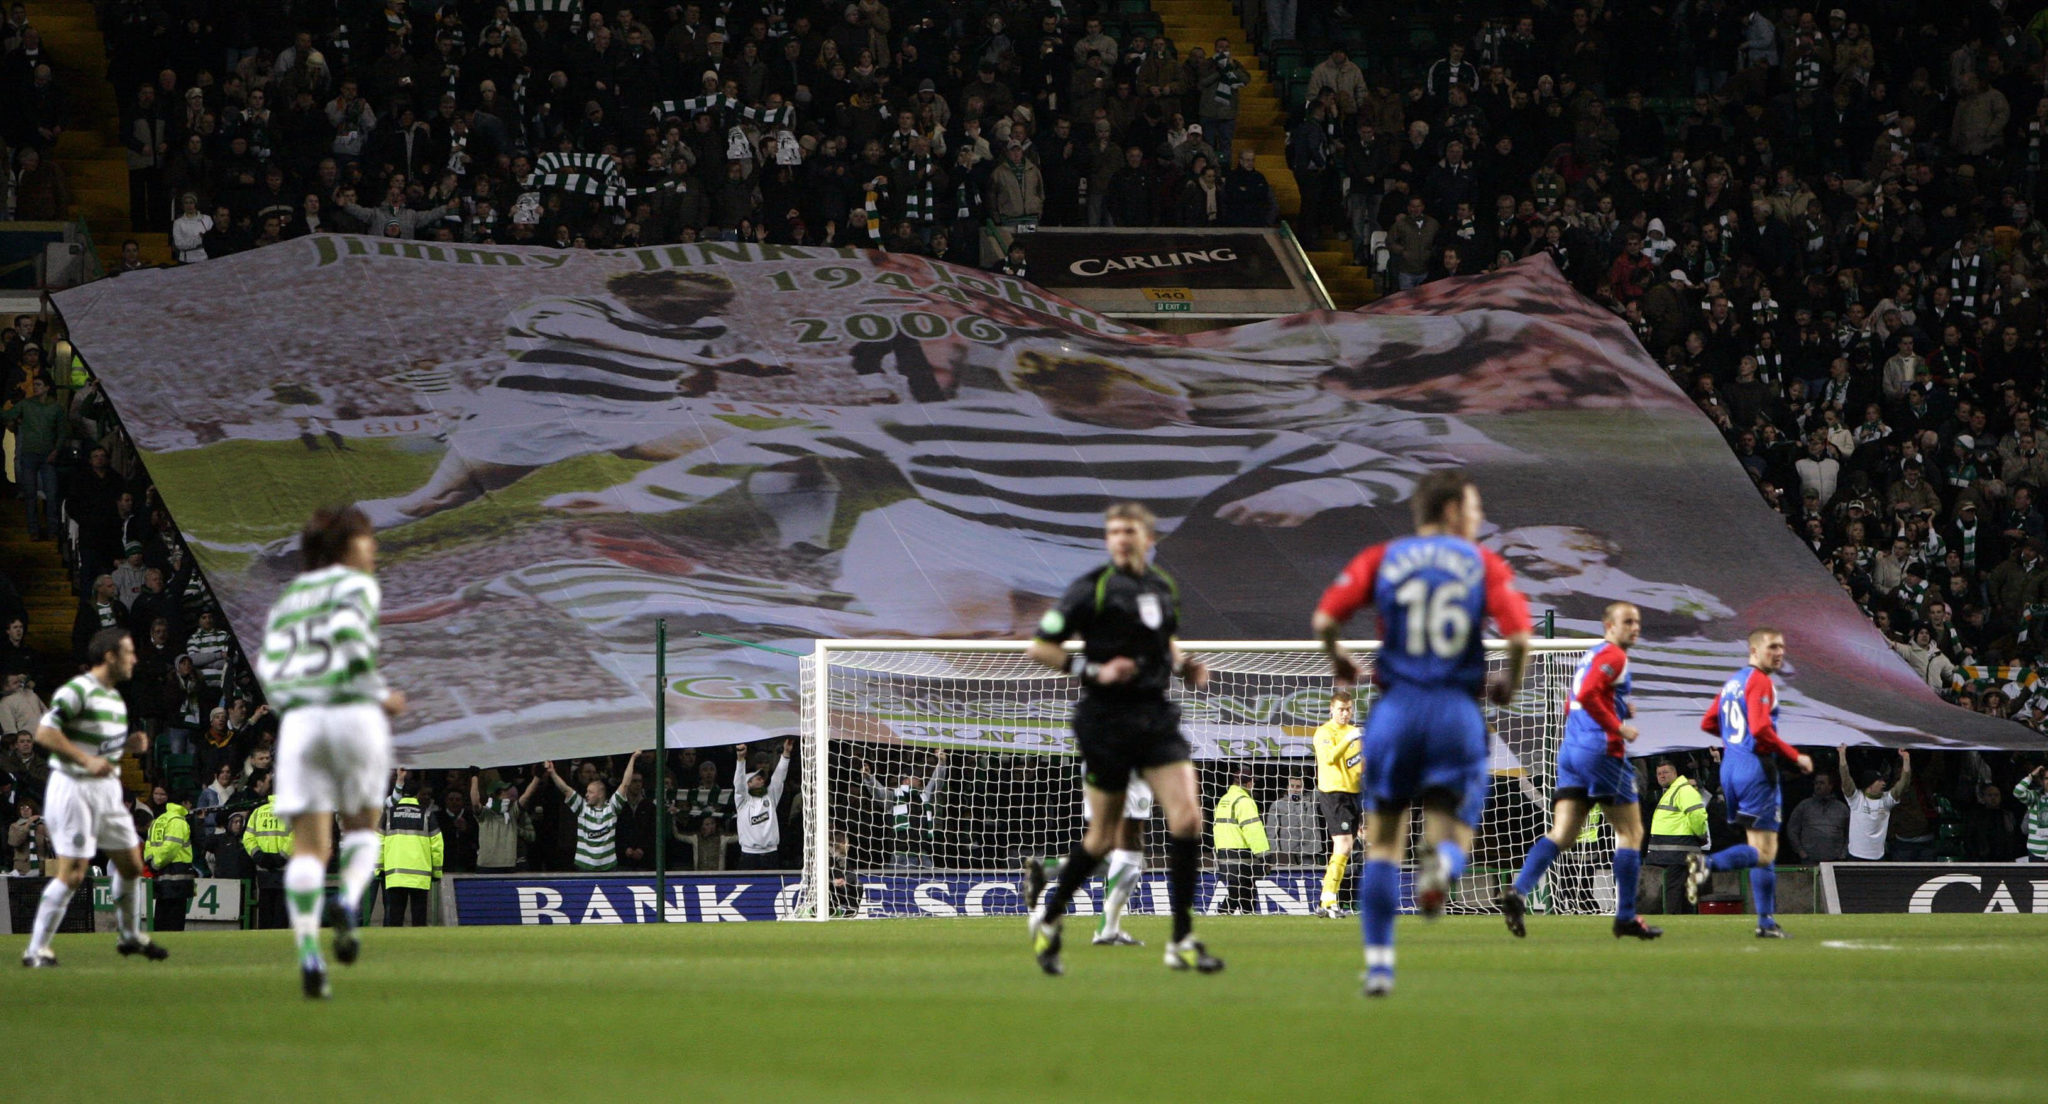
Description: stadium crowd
xmin=4 ymin=0 xmax=1289 ymax=263
xmin=6 ymin=0 xmax=2048 ymax=910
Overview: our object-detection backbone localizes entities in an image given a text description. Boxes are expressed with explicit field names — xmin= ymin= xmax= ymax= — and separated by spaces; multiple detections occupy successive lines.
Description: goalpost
xmin=793 ymin=639 xmax=1606 ymax=921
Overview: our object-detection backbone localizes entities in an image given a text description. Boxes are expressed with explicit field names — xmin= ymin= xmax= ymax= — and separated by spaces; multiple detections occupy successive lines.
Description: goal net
xmin=793 ymin=639 xmax=1603 ymax=921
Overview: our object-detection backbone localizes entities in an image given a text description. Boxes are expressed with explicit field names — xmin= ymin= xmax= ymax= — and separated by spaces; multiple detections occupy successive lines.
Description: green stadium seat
xmin=163 ymin=752 xmax=197 ymax=793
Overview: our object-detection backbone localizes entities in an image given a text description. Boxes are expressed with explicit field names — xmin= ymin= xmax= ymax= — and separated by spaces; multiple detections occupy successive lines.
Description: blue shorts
xmin=1555 ymin=741 xmax=1638 ymax=805
xmin=1362 ymin=685 xmax=1490 ymax=827
xmin=1720 ymin=760 xmax=1782 ymax=833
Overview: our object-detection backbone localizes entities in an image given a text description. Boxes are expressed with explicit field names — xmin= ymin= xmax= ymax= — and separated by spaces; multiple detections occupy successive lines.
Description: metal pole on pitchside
xmin=654 ymin=618 xmax=668 ymax=924
xmin=1542 ymin=609 xmax=1555 ymax=639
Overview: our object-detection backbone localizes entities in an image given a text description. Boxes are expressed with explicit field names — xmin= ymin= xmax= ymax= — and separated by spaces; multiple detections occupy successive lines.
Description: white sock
xmin=1364 ymin=946 xmax=1396 ymax=971
xmin=338 ymin=830 xmax=381 ymax=917
xmin=286 ymin=856 xmax=326 ymax=964
xmin=1099 ymin=849 xmax=1143 ymax=935
xmin=27 ymin=878 xmax=76 ymax=956
xmin=110 ymin=870 xmax=145 ymax=942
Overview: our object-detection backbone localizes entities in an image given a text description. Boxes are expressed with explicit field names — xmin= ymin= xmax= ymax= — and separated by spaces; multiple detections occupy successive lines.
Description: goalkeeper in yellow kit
xmin=1314 ymin=692 xmax=1364 ymax=918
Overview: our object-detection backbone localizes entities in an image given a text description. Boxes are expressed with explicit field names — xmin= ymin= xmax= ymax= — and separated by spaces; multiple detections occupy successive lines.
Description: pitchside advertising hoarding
xmin=1820 ymin=863 xmax=2048 ymax=913
xmin=451 ymin=871 xmax=1343 ymax=925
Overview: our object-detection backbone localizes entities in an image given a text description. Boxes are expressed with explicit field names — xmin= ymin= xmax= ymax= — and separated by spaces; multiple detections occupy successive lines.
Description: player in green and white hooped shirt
xmin=1041 ymin=780 xmax=1154 ymax=947
xmin=260 ymin=506 xmax=407 ymax=999
xmin=545 ymin=752 xmax=644 ymax=871
xmin=23 ymin=626 xmax=169 ymax=967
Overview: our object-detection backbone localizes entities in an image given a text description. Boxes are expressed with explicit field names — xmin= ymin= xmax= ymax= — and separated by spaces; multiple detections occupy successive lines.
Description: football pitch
xmin=7 ymin=915 xmax=2042 ymax=1102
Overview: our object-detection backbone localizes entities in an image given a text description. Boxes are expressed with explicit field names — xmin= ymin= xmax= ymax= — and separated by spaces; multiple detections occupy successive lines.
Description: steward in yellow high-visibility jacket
xmin=242 ymin=793 xmax=294 ymax=929
xmin=1213 ymin=772 xmax=1270 ymax=914
xmin=145 ymin=798 xmax=196 ymax=931
xmin=1644 ymin=760 xmax=1709 ymax=914
xmin=379 ymin=795 xmax=443 ymax=926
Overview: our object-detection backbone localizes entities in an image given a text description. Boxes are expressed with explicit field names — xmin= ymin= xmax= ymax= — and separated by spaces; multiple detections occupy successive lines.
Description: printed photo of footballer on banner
xmin=53 ymin=238 xmax=2035 ymax=765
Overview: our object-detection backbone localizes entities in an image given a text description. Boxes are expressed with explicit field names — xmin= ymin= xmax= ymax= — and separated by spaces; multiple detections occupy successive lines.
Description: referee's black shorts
xmin=1317 ymin=790 xmax=1361 ymax=836
xmin=1072 ymin=694 xmax=1190 ymax=793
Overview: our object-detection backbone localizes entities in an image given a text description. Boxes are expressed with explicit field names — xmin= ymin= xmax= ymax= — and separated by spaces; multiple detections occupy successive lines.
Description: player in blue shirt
xmin=1498 ymin=601 xmax=1662 ymax=940
xmin=1688 ymin=627 xmax=1812 ymax=938
xmin=1314 ymin=471 xmax=1532 ymax=997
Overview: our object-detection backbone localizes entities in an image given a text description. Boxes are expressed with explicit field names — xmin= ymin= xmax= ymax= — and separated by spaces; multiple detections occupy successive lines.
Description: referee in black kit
xmin=1023 ymin=502 xmax=1224 ymax=977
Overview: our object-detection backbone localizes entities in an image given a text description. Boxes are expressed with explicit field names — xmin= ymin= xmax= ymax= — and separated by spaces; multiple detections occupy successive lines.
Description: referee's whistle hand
xmin=1096 ymin=657 xmax=1138 ymax=684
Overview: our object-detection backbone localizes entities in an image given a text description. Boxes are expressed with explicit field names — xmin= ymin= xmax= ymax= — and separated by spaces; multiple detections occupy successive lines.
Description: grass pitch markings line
xmin=1830 ymin=1070 xmax=2038 ymax=1101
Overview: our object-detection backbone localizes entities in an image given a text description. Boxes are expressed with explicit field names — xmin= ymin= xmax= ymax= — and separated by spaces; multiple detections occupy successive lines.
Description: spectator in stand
xmin=678 ymin=758 xmax=734 ymax=830
xmin=681 ymin=813 xmax=734 ymax=872
xmin=1389 ymin=196 xmax=1441 ymax=292
xmin=615 ymin=765 xmax=658 ymax=871
xmin=1197 ymin=37 xmax=1248 ymax=162
xmin=1221 ymin=149 xmax=1277 ymax=226
xmin=9 ymin=794 xmax=47 ymax=875
xmin=2 ymin=727 xmax=48 ymax=797
xmin=735 ymin=739 xmax=793 ymax=869
xmin=1308 ymin=50 xmax=1365 ymax=118
xmin=175 ymin=659 xmax=215 ymax=763
xmin=544 ymin=751 xmax=641 ymax=872
xmin=0 ymin=374 xmax=65 ymax=539
xmin=0 ymin=671 xmax=44 ymax=742
xmin=71 ymin=576 xmax=129 ymax=668
xmin=195 ymin=761 xmax=239 ymax=812
xmin=0 ymin=618 xmax=32 ymax=682
xmin=204 ymin=807 xmax=255 ymax=881
xmin=184 ymin=609 xmax=231 ymax=697
xmin=1267 ymin=775 xmax=1320 ymax=867
xmin=1964 ymin=781 xmax=2026 ymax=861
xmin=2014 ymin=766 xmax=2048 ymax=862
xmin=1784 ymin=767 xmax=1848 ymax=863
xmin=11 ymin=148 xmax=64 ymax=220
xmin=472 ymin=772 xmax=538 ymax=874
xmin=111 ymin=543 xmax=147 ymax=609
xmin=860 ymin=749 xmax=945 ymax=868
xmin=1839 ymin=745 xmax=1910 ymax=861
xmin=169 ymin=193 xmax=211 ymax=264
xmin=440 ymin=783 xmax=479 ymax=874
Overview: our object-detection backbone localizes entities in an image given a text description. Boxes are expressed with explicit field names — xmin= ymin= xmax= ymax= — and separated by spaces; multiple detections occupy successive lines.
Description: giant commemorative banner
xmin=53 ymin=236 xmax=2039 ymax=766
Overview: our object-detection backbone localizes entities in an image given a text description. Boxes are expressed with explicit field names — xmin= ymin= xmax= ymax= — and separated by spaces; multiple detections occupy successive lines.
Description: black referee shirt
xmin=1036 ymin=561 xmax=1181 ymax=698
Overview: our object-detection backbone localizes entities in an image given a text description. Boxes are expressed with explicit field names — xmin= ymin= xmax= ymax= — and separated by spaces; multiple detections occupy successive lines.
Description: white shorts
xmin=44 ymin=771 xmax=141 ymax=859
xmin=453 ymin=388 xmax=684 ymax=468
xmin=276 ymin=702 xmax=394 ymax=818
xmin=1083 ymin=777 xmax=1154 ymax=822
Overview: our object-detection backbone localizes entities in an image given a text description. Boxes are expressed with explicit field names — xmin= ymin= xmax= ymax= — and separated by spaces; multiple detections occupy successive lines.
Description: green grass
xmin=140 ymin=438 xmax=442 ymax=544
xmin=8 ymin=915 xmax=2043 ymax=1101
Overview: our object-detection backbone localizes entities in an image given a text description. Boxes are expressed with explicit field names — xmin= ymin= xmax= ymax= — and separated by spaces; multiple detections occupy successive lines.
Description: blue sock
xmin=1360 ymin=860 xmax=1399 ymax=950
xmin=1436 ymin=839 xmax=1468 ymax=883
xmin=1706 ymin=844 xmax=1759 ymax=872
xmin=1513 ymin=836 xmax=1561 ymax=896
xmin=1749 ymin=866 xmax=1777 ymax=922
xmin=1612 ymin=848 xmax=1642 ymax=923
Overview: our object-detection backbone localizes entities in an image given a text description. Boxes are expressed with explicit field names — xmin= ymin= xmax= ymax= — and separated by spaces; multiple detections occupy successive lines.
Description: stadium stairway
xmin=1152 ymin=1 xmax=1378 ymax=308
xmin=1151 ymin=0 xmax=1297 ymax=221
xmin=0 ymin=501 xmax=78 ymax=687
xmin=37 ymin=0 xmax=170 ymax=269
xmin=0 ymin=495 xmax=146 ymax=796
xmin=1302 ymin=236 xmax=1377 ymax=309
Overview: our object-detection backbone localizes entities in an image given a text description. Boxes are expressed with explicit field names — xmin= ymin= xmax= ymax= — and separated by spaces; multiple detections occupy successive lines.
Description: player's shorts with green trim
xmin=1073 ymin=694 xmax=1190 ymax=793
